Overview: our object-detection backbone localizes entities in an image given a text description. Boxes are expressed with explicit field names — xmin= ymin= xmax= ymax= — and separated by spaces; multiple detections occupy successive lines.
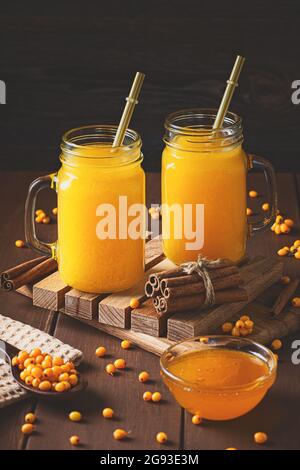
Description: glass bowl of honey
xmin=160 ymin=336 xmax=277 ymax=421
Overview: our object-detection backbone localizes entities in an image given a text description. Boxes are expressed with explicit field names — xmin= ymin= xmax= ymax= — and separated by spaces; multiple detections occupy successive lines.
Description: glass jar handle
xmin=247 ymin=154 xmax=278 ymax=234
xmin=24 ymin=173 xmax=57 ymax=257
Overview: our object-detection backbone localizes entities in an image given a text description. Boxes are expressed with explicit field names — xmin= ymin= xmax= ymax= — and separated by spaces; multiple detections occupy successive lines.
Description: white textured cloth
xmin=0 ymin=313 xmax=83 ymax=408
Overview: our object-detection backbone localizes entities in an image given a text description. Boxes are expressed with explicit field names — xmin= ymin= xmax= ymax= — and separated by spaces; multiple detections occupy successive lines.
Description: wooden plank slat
xmin=65 ymin=290 xmax=105 ymax=320
xmin=131 ymin=299 xmax=166 ymax=337
xmin=167 ymin=257 xmax=283 ymax=341
xmin=32 ymin=271 xmax=71 ymax=310
xmin=145 ymin=235 xmax=165 ymax=270
xmin=98 ymin=258 xmax=175 ymax=329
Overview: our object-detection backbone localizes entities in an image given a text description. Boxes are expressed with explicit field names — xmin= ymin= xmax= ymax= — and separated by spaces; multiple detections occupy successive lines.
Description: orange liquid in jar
xmin=163 ymin=349 xmax=275 ymax=420
xmin=57 ymin=144 xmax=145 ymax=293
xmin=162 ymin=135 xmax=248 ymax=264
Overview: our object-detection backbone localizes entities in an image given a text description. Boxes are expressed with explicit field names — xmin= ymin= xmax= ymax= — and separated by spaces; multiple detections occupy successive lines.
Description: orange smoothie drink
xmin=25 ymin=126 xmax=145 ymax=293
xmin=162 ymin=109 xmax=248 ymax=264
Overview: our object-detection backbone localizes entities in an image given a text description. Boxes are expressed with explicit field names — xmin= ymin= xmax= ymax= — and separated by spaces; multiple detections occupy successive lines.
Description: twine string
xmin=181 ymin=256 xmax=224 ymax=305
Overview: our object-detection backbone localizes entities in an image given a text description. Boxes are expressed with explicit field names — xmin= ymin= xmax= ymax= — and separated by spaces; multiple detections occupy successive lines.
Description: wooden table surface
xmin=1 ymin=171 xmax=300 ymax=451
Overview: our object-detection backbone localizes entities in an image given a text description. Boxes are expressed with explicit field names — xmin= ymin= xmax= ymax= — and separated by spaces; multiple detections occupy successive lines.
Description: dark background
xmin=0 ymin=0 xmax=299 ymax=173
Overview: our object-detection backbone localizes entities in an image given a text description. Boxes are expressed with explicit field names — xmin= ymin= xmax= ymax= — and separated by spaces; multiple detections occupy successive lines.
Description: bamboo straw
xmin=112 ymin=72 xmax=145 ymax=147
xmin=213 ymin=55 xmax=245 ymax=130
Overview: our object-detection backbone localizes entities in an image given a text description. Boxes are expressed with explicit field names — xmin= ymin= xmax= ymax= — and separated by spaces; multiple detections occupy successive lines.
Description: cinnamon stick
xmin=163 ymin=272 xmax=243 ymax=299
xmin=2 ymin=258 xmax=57 ymax=291
xmin=160 ymin=265 xmax=239 ymax=291
xmin=0 ymin=256 xmax=47 ymax=285
xmin=153 ymin=288 xmax=248 ymax=316
xmin=271 ymin=278 xmax=299 ymax=317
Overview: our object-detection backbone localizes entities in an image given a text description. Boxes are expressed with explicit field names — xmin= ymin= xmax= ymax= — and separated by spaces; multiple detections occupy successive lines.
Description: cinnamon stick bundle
xmin=154 ymin=288 xmax=248 ymax=316
xmin=163 ymin=272 xmax=243 ymax=299
xmin=1 ymin=257 xmax=57 ymax=291
xmin=0 ymin=256 xmax=47 ymax=285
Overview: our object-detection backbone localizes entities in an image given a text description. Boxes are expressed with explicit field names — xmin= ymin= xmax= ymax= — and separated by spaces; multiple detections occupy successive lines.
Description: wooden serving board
xmin=15 ymin=238 xmax=300 ymax=356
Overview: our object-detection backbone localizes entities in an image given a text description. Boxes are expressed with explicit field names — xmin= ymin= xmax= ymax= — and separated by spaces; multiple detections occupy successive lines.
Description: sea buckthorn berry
xmin=114 ymin=358 xmax=126 ymax=370
xmin=156 ymin=432 xmax=168 ymax=444
xmin=18 ymin=364 xmax=25 ymax=371
xmin=21 ymin=423 xmax=35 ymax=434
xmin=121 ymin=340 xmax=131 ymax=350
xmin=271 ymin=223 xmax=276 ymax=232
xmin=294 ymin=251 xmax=300 ymax=259
xmin=199 ymin=337 xmax=209 ymax=343
xmin=35 ymin=209 xmax=45 ymax=216
xmin=52 ymin=356 xmax=64 ymax=366
xmin=240 ymin=315 xmax=250 ymax=322
xmin=69 ymin=374 xmax=78 ymax=386
xmin=254 ymin=432 xmax=268 ymax=444
xmin=52 ymin=207 xmax=58 ymax=216
xmin=138 ymin=371 xmax=150 ymax=383
xmin=294 ymin=240 xmax=300 ymax=248
xmin=113 ymin=429 xmax=128 ymax=440
xmin=43 ymin=368 xmax=54 ymax=379
xmin=25 ymin=413 xmax=36 ymax=424
xmin=20 ymin=371 xmax=27 ymax=381
xmin=276 ymin=215 xmax=283 ymax=224
xmin=15 ymin=239 xmax=25 ymax=248
xmin=35 ymin=354 xmax=44 ymax=364
xmin=246 ymin=208 xmax=253 ymax=216
xmin=61 ymin=362 xmax=73 ymax=373
xmin=226 ymin=448 xmax=237 ymax=450
xmin=41 ymin=359 xmax=52 ymax=369
xmin=62 ymin=381 xmax=71 ymax=391
xmin=39 ymin=380 xmax=52 ymax=391
xmin=129 ymin=297 xmax=140 ymax=309
xmin=245 ymin=320 xmax=254 ymax=329
xmin=35 ymin=215 xmax=44 ymax=223
xmin=95 ymin=346 xmax=106 ymax=357
xmin=70 ymin=435 xmax=80 ymax=446
xmin=280 ymin=276 xmax=290 ymax=285
xmin=231 ymin=327 xmax=240 ymax=337
xmin=249 ymin=190 xmax=258 ymax=198
xmin=222 ymin=322 xmax=233 ymax=333
xmin=69 ymin=411 xmax=82 ymax=422
xmin=192 ymin=415 xmax=202 ymax=425
xmin=24 ymin=357 xmax=35 ymax=368
xmin=271 ymin=339 xmax=282 ymax=351
xmin=274 ymin=354 xmax=279 ymax=362
xmin=262 ymin=202 xmax=269 ymax=212
xmin=284 ymin=219 xmax=294 ymax=228
xmin=277 ymin=248 xmax=289 ymax=257
xmin=32 ymin=378 xmax=41 ymax=388
xmin=12 ymin=356 xmax=19 ymax=366
xmin=106 ymin=363 xmax=116 ymax=376
xmin=30 ymin=348 xmax=42 ymax=358
xmin=102 ymin=408 xmax=114 ymax=419
xmin=30 ymin=366 xmax=43 ymax=379
xmin=143 ymin=391 xmax=153 ymax=402
xmin=55 ymin=382 xmax=66 ymax=393
xmin=59 ymin=372 xmax=69 ymax=382
xmin=292 ymin=297 xmax=300 ymax=307
xmin=274 ymin=224 xmax=282 ymax=235
xmin=152 ymin=392 xmax=162 ymax=403
xmin=42 ymin=216 xmax=50 ymax=224
xmin=52 ymin=365 xmax=62 ymax=377
xmin=235 ymin=320 xmax=245 ymax=329
xmin=18 ymin=351 xmax=29 ymax=363
xmin=25 ymin=376 xmax=33 ymax=385
xmin=280 ymin=223 xmax=290 ymax=234
xmin=240 ymin=328 xmax=250 ymax=337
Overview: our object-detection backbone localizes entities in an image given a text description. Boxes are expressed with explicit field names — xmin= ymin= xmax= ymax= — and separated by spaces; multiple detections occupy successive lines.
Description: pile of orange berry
xmin=222 ymin=315 xmax=254 ymax=337
xmin=12 ymin=348 xmax=79 ymax=393
xmin=271 ymin=214 xmax=294 ymax=235
xmin=35 ymin=207 xmax=57 ymax=225
xmin=277 ymin=239 xmax=300 ymax=258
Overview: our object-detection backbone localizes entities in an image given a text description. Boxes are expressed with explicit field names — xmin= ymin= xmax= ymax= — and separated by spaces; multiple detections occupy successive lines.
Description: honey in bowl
xmin=160 ymin=336 xmax=277 ymax=421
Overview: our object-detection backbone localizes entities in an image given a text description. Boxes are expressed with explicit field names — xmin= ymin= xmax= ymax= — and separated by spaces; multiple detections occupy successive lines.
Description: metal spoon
xmin=0 ymin=340 xmax=87 ymax=399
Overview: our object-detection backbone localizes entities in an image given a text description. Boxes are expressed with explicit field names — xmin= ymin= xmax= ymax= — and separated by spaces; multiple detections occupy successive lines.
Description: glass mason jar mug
xmin=25 ymin=125 xmax=145 ymax=293
xmin=161 ymin=109 xmax=277 ymax=264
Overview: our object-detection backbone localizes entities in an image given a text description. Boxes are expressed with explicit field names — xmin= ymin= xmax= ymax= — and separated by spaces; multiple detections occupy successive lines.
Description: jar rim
xmin=61 ymin=124 xmax=142 ymax=156
xmin=165 ymin=108 xmax=242 ymax=134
